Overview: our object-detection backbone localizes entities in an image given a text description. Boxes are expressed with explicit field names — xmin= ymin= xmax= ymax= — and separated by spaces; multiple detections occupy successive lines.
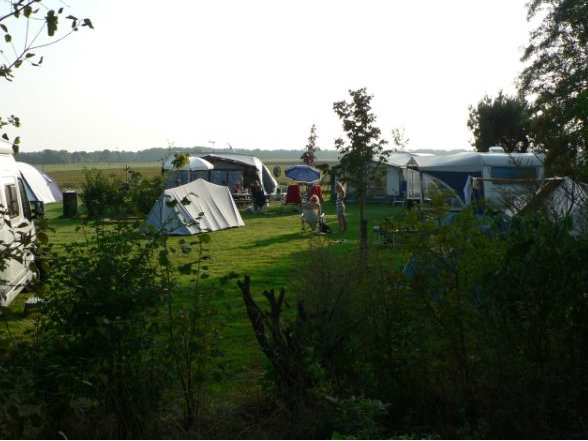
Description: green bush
xmin=80 ymin=168 xmax=125 ymax=218
xmin=126 ymin=169 xmax=166 ymax=215
xmin=27 ymin=221 xmax=166 ymax=438
xmin=80 ymin=168 xmax=166 ymax=219
xmin=282 ymin=207 xmax=588 ymax=438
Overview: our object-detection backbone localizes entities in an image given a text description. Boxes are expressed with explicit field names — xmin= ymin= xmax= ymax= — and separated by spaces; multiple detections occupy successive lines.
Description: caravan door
xmin=0 ymin=175 xmax=37 ymax=306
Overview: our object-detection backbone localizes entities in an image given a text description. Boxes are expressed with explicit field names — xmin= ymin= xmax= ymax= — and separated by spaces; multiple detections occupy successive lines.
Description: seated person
xmin=308 ymin=183 xmax=323 ymax=202
xmin=231 ymin=183 xmax=244 ymax=193
xmin=300 ymin=195 xmax=324 ymax=230
xmin=306 ymin=194 xmax=322 ymax=213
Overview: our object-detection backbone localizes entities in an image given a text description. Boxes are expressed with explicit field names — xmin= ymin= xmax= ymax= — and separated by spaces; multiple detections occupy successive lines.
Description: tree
xmin=300 ymin=124 xmax=319 ymax=165
xmin=391 ymin=127 xmax=410 ymax=150
xmin=1 ymin=0 xmax=93 ymax=152
xmin=518 ymin=0 xmax=587 ymax=178
xmin=333 ymin=88 xmax=389 ymax=248
xmin=467 ymin=91 xmax=531 ymax=153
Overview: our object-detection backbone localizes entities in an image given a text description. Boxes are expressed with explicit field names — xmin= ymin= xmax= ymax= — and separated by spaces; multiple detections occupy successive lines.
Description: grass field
xmin=6 ymin=198 xmax=404 ymax=411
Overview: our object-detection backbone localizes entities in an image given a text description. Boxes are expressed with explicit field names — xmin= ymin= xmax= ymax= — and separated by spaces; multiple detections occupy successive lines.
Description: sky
xmin=1 ymin=0 xmax=536 ymax=153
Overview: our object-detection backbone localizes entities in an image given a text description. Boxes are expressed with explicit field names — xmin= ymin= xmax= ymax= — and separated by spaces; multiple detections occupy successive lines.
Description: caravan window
xmin=190 ymin=170 xmax=209 ymax=181
xmin=18 ymin=178 xmax=32 ymax=220
xmin=4 ymin=184 xmax=20 ymax=218
xmin=491 ymin=167 xmax=537 ymax=180
xmin=227 ymin=170 xmax=243 ymax=188
xmin=211 ymin=170 xmax=228 ymax=185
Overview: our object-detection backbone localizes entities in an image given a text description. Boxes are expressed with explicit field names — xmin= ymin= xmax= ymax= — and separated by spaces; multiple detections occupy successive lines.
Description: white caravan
xmin=0 ymin=146 xmax=39 ymax=307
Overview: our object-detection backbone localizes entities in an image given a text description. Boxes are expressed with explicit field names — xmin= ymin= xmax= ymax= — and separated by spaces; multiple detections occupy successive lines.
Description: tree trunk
xmin=359 ymin=196 xmax=368 ymax=253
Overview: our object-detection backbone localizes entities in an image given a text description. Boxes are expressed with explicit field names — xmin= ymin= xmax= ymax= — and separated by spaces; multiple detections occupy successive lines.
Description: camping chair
xmin=284 ymin=184 xmax=302 ymax=206
xmin=300 ymin=202 xmax=324 ymax=231
xmin=373 ymin=225 xmax=397 ymax=247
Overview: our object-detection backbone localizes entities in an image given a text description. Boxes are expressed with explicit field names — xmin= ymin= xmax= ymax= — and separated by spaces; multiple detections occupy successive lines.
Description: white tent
xmin=16 ymin=161 xmax=62 ymax=204
xmin=146 ymin=178 xmax=244 ymax=235
xmin=517 ymin=177 xmax=588 ymax=236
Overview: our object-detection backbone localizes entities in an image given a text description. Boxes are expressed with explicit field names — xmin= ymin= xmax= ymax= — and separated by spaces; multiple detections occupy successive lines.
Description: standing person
xmin=251 ymin=180 xmax=267 ymax=214
xmin=336 ymin=181 xmax=347 ymax=232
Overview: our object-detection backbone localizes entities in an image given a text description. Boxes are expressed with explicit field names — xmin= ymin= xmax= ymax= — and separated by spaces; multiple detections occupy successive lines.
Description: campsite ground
xmin=6 ymin=197 xmax=405 ymax=416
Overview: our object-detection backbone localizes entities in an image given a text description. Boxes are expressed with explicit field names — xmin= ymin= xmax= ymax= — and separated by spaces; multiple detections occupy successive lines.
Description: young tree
xmin=467 ymin=91 xmax=531 ymax=153
xmin=518 ymin=0 xmax=587 ymax=178
xmin=1 ymin=0 xmax=93 ymax=152
xmin=333 ymin=88 xmax=389 ymax=248
xmin=301 ymin=124 xmax=319 ymax=165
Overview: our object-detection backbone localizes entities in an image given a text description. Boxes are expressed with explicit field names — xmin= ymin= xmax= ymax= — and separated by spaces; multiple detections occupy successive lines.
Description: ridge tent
xmin=146 ymin=178 xmax=244 ymax=235
xmin=16 ymin=161 xmax=62 ymax=203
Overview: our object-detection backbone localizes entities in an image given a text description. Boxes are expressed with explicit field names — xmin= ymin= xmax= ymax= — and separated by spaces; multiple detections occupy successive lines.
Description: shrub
xmin=80 ymin=168 xmax=166 ymax=219
xmin=126 ymin=169 xmax=166 ymax=215
xmin=80 ymin=168 xmax=125 ymax=219
xmin=32 ymin=220 xmax=167 ymax=438
xmin=275 ymin=207 xmax=588 ymax=438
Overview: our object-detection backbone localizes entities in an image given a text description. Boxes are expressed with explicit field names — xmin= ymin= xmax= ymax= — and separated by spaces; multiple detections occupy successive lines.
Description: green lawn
xmin=6 ymin=198 xmax=405 ymax=405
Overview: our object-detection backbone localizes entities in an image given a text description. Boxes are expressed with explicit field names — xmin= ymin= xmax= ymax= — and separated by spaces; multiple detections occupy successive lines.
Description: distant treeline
xmin=15 ymin=146 xmax=467 ymax=165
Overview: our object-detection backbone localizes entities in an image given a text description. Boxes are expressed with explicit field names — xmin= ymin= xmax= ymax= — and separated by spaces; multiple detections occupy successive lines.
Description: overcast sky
xmin=2 ymin=0 xmax=535 ymax=153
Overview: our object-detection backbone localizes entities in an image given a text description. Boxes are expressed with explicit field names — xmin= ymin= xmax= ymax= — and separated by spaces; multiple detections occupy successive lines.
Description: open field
xmin=33 ymin=159 xmax=340 ymax=191
xmin=32 ymin=162 xmax=162 ymax=171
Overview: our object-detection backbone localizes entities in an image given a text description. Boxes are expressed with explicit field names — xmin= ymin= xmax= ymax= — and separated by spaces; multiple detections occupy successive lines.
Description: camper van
xmin=0 ymin=146 xmax=39 ymax=307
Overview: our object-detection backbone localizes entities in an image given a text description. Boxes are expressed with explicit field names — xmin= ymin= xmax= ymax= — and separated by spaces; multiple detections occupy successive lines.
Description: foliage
xmin=467 ymin=91 xmax=531 ymax=152
xmin=171 ymin=151 xmax=189 ymax=169
xmin=80 ymin=168 xmax=125 ymax=218
xmin=0 ymin=213 xmax=228 ymax=438
xmin=0 ymin=0 xmax=93 ymax=81
xmin=125 ymin=168 xmax=166 ymax=215
xmin=518 ymin=0 xmax=587 ymax=178
xmin=327 ymin=395 xmax=389 ymax=440
xmin=1 ymin=0 xmax=92 ymax=153
xmin=0 ymin=114 xmax=20 ymax=153
xmin=154 ymin=220 xmax=225 ymax=435
xmin=270 ymin=203 xmax=588 ymax=438
xmin=391 ymin=127 xmax=410 ymax=150
xmin=301 ymin=124 xmax=319 ymax=165
xmin=80 ymin=167 xmax=165 ymax=218
xmin=333 ymin=88 xmax=389 ymax=246
xmin=20 ymin=221 xmax=167 ymax=438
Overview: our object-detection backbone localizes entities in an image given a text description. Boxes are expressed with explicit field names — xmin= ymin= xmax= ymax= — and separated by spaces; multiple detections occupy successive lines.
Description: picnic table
xmin=232 ymin=192 xmax=252 ymax=206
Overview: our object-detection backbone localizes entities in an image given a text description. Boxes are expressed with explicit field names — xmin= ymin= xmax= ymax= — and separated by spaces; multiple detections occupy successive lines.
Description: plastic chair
xmin=308 ymin=184 xmax=323 ymax=202
xmin=284 ymin=184 xmax=302 ymax=205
